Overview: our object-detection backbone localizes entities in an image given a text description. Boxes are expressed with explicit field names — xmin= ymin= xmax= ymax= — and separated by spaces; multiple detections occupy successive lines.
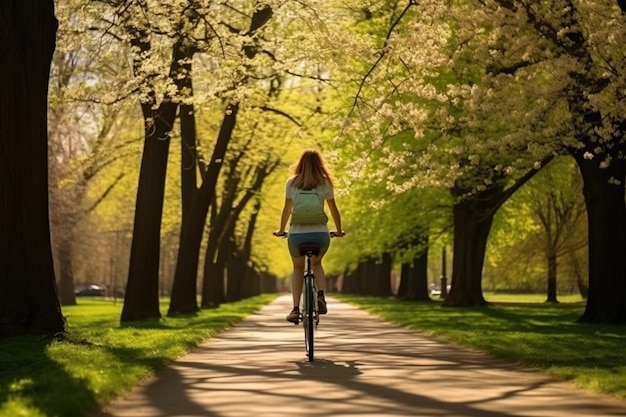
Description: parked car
xmin=75 ymin=284 xmax=105 ymax=296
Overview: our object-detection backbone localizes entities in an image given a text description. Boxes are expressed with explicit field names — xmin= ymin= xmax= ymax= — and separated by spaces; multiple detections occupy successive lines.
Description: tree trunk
xmin=575 ymin=155 xmax=626 ymax=323
xmin=569 ymin=250 xmax=588 ymax=299
xmin=343 ymin=261 xmax=366 ymax=295
xmin=201 ymin=227 xmax=223 ymax=308
xmin=341 ymin=266 xmax=358 ymax=294
xmin=396 ymin=230 xmax=430 ymax=300
xmin=199 ymin=163 xmax=242 ymax=309
xmin=358 ymin=259 xmax=370 ymax=295
xmin=545 ymin=251 xmax=558 ymax=303
xmin=226 ymin=244 xmax=246 ymax=302
xmin=0 ymin=0 xmax=66 ymax=336
xmin=121 ymin=103 xmax=176 ymax=322
xmin=359 ymin=254 xmax=393 ymax=297
xmin=120 ymin=31 xmax=199 ymax=322
xmin=168 ymin=103 xmax=238 ymax=315
xmin=399 ymin=241 xmax=431 ymax=301
xmin=411 ymin=245 xmax=431 ymax=301
xmin=57 ymin=233 xmax=76 ymax=306
xmin=443 ymin=198 xmax=494 ymax=307
xmin=397 ymin=262 xmax=410 ymax=299
xmin=227 ymin=202 xmax=261 ymax=301
xmin=166 ymin=51 xmax=204 ymax=315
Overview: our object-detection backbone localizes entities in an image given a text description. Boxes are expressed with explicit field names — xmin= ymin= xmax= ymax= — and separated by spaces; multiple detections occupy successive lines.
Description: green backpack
xmin=291 ymin=189 xmax=328 ymax=224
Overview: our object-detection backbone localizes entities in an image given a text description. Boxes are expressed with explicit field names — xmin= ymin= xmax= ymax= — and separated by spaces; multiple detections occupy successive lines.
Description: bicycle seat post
xmin=298 ymin=244 xmax=321 ymax=276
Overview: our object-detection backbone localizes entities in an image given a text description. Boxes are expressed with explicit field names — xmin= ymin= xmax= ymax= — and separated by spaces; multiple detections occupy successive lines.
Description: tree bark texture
xmin=575 ymin=155 xmax=626 ymax=323
xmin=0 ymin=0 xmax=66 ymax=336
xmin=396 ymin=233 xmax=430 ymax=301
xmin=545 ymin=252 xmax=558 ymax=303
xmin=443 ymin=197 xmax=495 ymax=307
xmin=121 ymin=104 xmax=175 ymax=322
xmin=396 ymin=262 xmax=410 ymax=299
xmin=57 ymin=233 xmax=77 ymax=306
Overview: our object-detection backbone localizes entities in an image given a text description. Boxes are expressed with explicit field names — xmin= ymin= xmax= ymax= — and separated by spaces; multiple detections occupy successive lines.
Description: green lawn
xmin=3 ymin=292 xmax=625 ymax=417
xmin=336 ymin=293 xmax=626 ymax=400
xmin=0 ymin=294 xmax=277 ymax=417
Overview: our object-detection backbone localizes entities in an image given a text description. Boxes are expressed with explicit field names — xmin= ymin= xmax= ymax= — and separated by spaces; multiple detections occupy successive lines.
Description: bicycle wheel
xmin=303 ymin=274 xmax=315 ymax=361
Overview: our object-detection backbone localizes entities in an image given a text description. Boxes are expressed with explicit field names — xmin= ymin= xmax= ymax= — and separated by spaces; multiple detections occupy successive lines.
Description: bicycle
xmin=298 ymin=241 xmax=320 ymax=361
xmin=274 ymin=231 xmax=342 ymax=362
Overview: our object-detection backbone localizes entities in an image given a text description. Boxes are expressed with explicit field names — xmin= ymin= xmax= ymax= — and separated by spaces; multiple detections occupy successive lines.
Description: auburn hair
xmin=291 ymin=149 xmax=334 ymax=189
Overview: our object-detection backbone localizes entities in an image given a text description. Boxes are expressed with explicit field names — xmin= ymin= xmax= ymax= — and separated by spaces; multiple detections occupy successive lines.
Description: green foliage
xmin=51 ymin=0 xmax=626 ymax=292
xmin=0 ymin=295 xmax=276 ymax=417
xmin=338 ymin=294 xmax=626 ymax=399
xmin=484 ymin=156 xmax=587 ymax=292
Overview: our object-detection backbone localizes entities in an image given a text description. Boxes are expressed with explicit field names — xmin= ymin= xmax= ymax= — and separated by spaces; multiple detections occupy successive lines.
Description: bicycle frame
xmin=301 ymin=248 xmax=319 ymax=362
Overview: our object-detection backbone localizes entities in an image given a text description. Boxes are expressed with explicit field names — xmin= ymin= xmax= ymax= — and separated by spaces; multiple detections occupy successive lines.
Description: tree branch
xmin=349 ymin=0 xmax=419 ymax=117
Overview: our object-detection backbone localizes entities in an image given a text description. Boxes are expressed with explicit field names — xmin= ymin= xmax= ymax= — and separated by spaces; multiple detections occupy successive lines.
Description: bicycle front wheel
xmin=303 ymin=275 xmax=315 ymax=361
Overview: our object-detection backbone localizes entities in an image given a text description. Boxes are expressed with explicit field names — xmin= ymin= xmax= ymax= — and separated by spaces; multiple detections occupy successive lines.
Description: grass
xmin=4 ymin=292 xmax=626 ymax=415
xmin=0 ymin=294 xmax=277 ymax=417
xmin=336 ymin=292 xmax=626 ymax=400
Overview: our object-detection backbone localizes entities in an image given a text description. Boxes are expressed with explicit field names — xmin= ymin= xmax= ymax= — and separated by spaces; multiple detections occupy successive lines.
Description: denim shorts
xmin=287 ymin=232 xmax=330 ymax=258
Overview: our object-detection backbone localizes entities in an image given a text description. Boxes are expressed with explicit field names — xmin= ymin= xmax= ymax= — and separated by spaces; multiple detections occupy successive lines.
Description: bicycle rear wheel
xmin=303 ymin=274 xmax=315 ymax=361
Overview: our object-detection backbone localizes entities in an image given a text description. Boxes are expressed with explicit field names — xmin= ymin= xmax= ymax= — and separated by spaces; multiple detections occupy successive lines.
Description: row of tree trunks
xmin=201 ymin=159 xmax=246 ymax=308
xmin=203 ymin=176 xmax=275 ymax=306
xmin=341 ymin=254 xmax=393 ymax=296
xmin=396 ymin=230 xmax=430 ymax=301
xmin=168 ymin=5 xmax=274 ymax=315
xmin=226 ymin=201 xmax=261 ymax=302
xmin=167 ymin=102 xmax=238 ymax=315
xmin=396 ymin=253 xmax=430 ymax=301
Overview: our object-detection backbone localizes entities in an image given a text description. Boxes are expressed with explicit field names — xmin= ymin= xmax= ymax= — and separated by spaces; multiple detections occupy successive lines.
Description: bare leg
xmin=291 ymin=257 xmax=305 ymax=307
xmin=312 ymin=256 xmax=326 ymax=292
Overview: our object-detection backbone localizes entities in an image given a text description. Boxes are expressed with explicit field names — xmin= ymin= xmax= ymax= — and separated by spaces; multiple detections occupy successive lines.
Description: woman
xmin=274 ymin=150 xmax=344 ymax=323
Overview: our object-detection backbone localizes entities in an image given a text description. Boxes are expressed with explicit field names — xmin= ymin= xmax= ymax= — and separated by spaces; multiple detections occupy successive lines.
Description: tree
xmin=0 ymin=0 xmax=66 ymax=336
xmin=521 ymin=158 xmax=587 ymax=302
xmin=120 ymin=37 xmax=182 ymax=322
xmin=486 ymin=0 xmax=626 ymax=322
xmin=332 ymin=1 xmax=557 ymax=306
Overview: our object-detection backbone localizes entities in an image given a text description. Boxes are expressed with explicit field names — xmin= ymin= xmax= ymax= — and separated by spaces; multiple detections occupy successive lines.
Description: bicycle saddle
xmin=298 ymin=244 xmax=321 ymax=257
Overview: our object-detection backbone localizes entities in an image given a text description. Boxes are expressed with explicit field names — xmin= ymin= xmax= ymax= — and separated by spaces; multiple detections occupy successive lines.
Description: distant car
xmin=75 ymin=284 xmax=105 ymax=296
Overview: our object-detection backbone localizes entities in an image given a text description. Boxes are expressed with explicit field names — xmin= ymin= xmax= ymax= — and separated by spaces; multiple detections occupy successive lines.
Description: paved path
xmin=97 ymin=295 xmax=626 ymax=417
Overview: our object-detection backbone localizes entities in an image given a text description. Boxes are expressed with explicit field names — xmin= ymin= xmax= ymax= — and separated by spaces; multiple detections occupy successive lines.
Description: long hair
xmin=291 ymin=149 xmax=334 ymax=189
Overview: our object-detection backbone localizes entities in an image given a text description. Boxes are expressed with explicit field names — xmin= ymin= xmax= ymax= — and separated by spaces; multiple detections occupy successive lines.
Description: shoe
xmin=286 ymin=307 xmax=300 ymax=324
xmin=318 ymin=293 xmax=327 ymax=314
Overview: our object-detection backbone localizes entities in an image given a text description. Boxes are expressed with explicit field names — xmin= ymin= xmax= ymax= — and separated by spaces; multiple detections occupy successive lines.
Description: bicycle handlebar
xmin=273 ymin=231 xmax=345 ymax=238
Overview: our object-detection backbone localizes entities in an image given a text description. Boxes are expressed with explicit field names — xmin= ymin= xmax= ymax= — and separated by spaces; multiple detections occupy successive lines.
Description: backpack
xmin=291 ymin=188 xmax=328 ymax=224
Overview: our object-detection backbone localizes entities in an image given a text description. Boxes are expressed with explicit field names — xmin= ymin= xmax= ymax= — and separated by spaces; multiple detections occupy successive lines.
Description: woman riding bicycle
xmin=274 ymin=149 xmax=344 ymax=323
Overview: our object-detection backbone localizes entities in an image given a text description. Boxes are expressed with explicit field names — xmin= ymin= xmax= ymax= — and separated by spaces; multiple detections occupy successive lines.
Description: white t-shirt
xmin=285 ymin=176 xmax=334 ymax=234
